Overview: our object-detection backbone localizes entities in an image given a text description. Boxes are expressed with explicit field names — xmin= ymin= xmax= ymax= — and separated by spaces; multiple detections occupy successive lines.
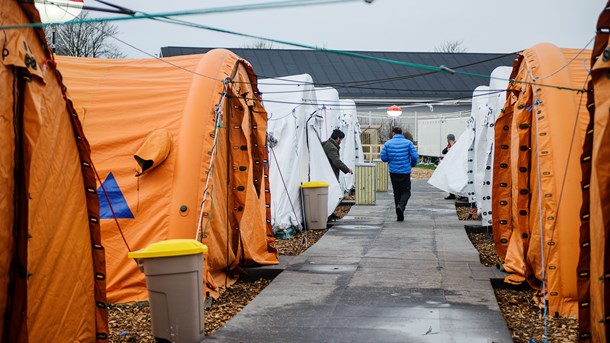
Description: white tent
xmin=477 ymin=67 xmax=512 ymax=225
xmin=427 ymin=125 xmax=472 ymax=196
xmin=338 ymin=99 xmax=365 ymax=192
xmin=260 ymin=74 xmax=343 ymax=231
xmin=427 ymin=66 xmax=511 ymax=207
xmin=469 ymin=86 xmax=491 ymax=205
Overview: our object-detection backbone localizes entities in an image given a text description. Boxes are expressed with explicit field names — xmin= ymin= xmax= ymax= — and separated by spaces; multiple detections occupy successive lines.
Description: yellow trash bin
xmin=128 ymin=239 xmax=208 ymax=343
xmin=374 ymin=159 xmax=389 ymax=192
xmin=301 ymin=181 xmax=329 ymax=230
xmin=355 ymin=163 xmax=376 ymax=205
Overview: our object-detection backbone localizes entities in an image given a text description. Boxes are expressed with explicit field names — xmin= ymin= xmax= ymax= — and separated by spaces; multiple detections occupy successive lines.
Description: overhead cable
xmin=255 ymin=89 xmax=507 ymax=108
xmin=6 ymin=2 xmax=590 ymax=93
xmin=6 ymin=0 xmax=364 ymax=29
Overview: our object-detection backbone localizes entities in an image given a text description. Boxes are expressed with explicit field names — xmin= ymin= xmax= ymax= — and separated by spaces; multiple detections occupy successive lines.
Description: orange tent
xmin=492 ymin=43 xmax=590 ymax=317
xmin=57 ymin=49 xmax=278 ymax=303
xmin=577 ymin=2 xmax=610 ymax=341
xmin=0 ymin=1 xmax=107 ymax=342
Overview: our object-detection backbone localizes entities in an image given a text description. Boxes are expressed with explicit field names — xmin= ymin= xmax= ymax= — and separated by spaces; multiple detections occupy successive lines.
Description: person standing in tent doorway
xmin=380 ymin=127 xmax=419 ymax=221
xmin=442 ymin=133 xmax=456 ymax=200
xmin=323 ymin=129 xmax=353 ymax=181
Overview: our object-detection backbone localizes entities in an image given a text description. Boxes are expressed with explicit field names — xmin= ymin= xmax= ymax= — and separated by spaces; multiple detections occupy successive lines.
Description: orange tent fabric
xmin=0 ymin=1 xmax=108 ymax=342
xmin=577 ymin=2 xmax=610 ymax=341
xmin=492 ymin=43 xmax=590 ymax=317
xmin=57 ymin=50 xmax=278 ymax=303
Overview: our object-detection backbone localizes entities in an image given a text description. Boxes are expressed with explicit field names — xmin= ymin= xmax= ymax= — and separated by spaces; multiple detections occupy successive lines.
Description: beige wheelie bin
xmin=301 ymin=181 xmax=329 ymax=230
xmin=129 ymin=239 xmax=208 ymax=343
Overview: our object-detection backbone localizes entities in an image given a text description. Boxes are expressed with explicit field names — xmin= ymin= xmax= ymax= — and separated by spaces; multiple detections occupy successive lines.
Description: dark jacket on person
xmin=380 ymin=134 xmax=419 ymax=174
xmin=323 ymin=138 xmax=350 ymax=180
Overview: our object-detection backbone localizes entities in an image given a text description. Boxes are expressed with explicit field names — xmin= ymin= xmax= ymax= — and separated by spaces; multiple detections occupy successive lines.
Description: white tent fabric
xmin=471 ymin=86 xmax=492 ymax=208
xmin=314 ymin=87 xmax=341 ymax=141
xmin=260 ymin=74 xmax=342 ymax=231
xmin=479 ymin=66 xmax=512 ymax=225
xmin=427 ymin=127 xmax=471 ymax=195
xmin=261 ymin=74 xmax=313 ymax=231
xmin=309 ymin=86 xmax=343 ymax=216
xmin=338 ymin=99 xmax=364 ymax=193
xmin=354 ymin=122 xmax=364 ymax=165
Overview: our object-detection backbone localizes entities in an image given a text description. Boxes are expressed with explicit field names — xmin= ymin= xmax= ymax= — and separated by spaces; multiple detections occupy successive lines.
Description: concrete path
xmin=208 ymin=180 xmax=512 ymax=343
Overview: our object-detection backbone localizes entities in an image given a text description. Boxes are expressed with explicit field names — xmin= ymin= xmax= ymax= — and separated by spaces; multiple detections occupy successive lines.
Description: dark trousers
xmin=390 ymin=173 xmax=411 ymax=212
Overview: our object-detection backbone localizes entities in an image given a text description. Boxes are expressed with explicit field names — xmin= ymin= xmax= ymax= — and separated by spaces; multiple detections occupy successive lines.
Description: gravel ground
xmin=108 ymin=277 xmax=273 ymax=342
xmin=108 ymin=167 xmax=578 ymax=342
xmin=456 ymin=205 xmax=481 ymax=221
xmin=410 ymin=166 xmax=435 ymax=180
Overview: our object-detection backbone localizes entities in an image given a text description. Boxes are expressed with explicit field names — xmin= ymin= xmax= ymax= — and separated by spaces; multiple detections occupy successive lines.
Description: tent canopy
xmin=492 ymin=43 xmax=591 ymax=317
xmin=1 ymin=1 xmax=107 ymax=341
xmin=260 ymin=74 xmax=343 ymax=230
xmin=58 ymin=49 xmax=278 ymax=303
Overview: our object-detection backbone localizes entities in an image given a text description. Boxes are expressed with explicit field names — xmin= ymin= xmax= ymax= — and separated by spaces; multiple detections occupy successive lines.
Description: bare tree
xmin=379 ymin=117 xmax=414 ymax=143
xmin=434 ymin=40 xmax=468 ymax=53
xmin=44 ymin=11 xmax=126 ymax=58
xmin=242 ymin=39 xmax=274 ymax=49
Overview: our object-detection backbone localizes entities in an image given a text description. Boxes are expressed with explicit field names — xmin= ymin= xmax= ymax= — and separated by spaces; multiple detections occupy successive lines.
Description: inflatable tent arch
xmin=577 ymin=2 xmax=610 ymax=341
xmin=57 ymin=49 xmax=278 ymax=303
xmin=260 ymin=74 xmax=313 ymax=232
xmin=492 ymin=43 xmax=590 ymax=317
xmin=475 ymin=67 xmax=512 ymax=225
xmin=1 ymin=1 xmax=108 ymax=341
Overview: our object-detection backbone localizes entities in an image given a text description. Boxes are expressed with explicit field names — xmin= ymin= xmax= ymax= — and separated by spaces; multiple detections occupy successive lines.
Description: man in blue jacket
xmin=380 ymin=127 xmax=419 ymax=221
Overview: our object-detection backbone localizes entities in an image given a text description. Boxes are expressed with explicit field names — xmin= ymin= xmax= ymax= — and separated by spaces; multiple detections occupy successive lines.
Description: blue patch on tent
xmin=98 ymin=172 xmax=134 ymax=219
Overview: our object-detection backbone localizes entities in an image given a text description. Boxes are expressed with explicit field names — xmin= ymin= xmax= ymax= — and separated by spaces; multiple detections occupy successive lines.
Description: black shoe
xmin=396 ymin=206 xmax=404 ymax=222
xmin=444 ymin=194 xmax=456 ymax=200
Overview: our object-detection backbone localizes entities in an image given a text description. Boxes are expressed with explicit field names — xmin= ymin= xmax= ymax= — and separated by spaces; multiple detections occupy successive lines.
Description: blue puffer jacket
xmin=380 ymin=134 xmax=419 ymax=174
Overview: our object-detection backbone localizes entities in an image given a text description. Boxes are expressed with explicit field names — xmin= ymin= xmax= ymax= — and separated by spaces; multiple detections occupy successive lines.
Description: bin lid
xmin=301 ymin=181 xmax=329 ymax=188
xmin=128 ymin=239 xmax=208 ymax=259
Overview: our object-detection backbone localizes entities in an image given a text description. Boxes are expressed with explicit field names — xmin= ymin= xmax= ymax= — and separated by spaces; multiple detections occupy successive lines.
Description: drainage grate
xmin=331 ymin=224 xmax=381 ymax=230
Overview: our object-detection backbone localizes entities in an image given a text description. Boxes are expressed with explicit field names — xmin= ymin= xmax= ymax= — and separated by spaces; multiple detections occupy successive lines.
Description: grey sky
xmin=102 ymin=0 xmax=602 ymax=58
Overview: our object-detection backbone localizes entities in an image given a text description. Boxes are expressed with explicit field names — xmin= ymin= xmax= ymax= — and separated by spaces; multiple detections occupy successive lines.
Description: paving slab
xmin=209 ymin=180 xmax=512 ymax=342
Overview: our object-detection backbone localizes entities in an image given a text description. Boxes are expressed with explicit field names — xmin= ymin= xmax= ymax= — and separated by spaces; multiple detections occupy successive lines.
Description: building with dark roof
xmin=161 ymin=46 xmax=516 ymax=105
xmin=160 ymin=46 xmax=516 ymax=146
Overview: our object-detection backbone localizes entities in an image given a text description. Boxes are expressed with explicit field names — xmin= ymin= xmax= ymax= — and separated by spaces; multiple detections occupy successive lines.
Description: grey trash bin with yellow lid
xmin=301 ymin=181 xmax=329 ymax=230
xmin=128 ymin=239 xmax=208 ymax=343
